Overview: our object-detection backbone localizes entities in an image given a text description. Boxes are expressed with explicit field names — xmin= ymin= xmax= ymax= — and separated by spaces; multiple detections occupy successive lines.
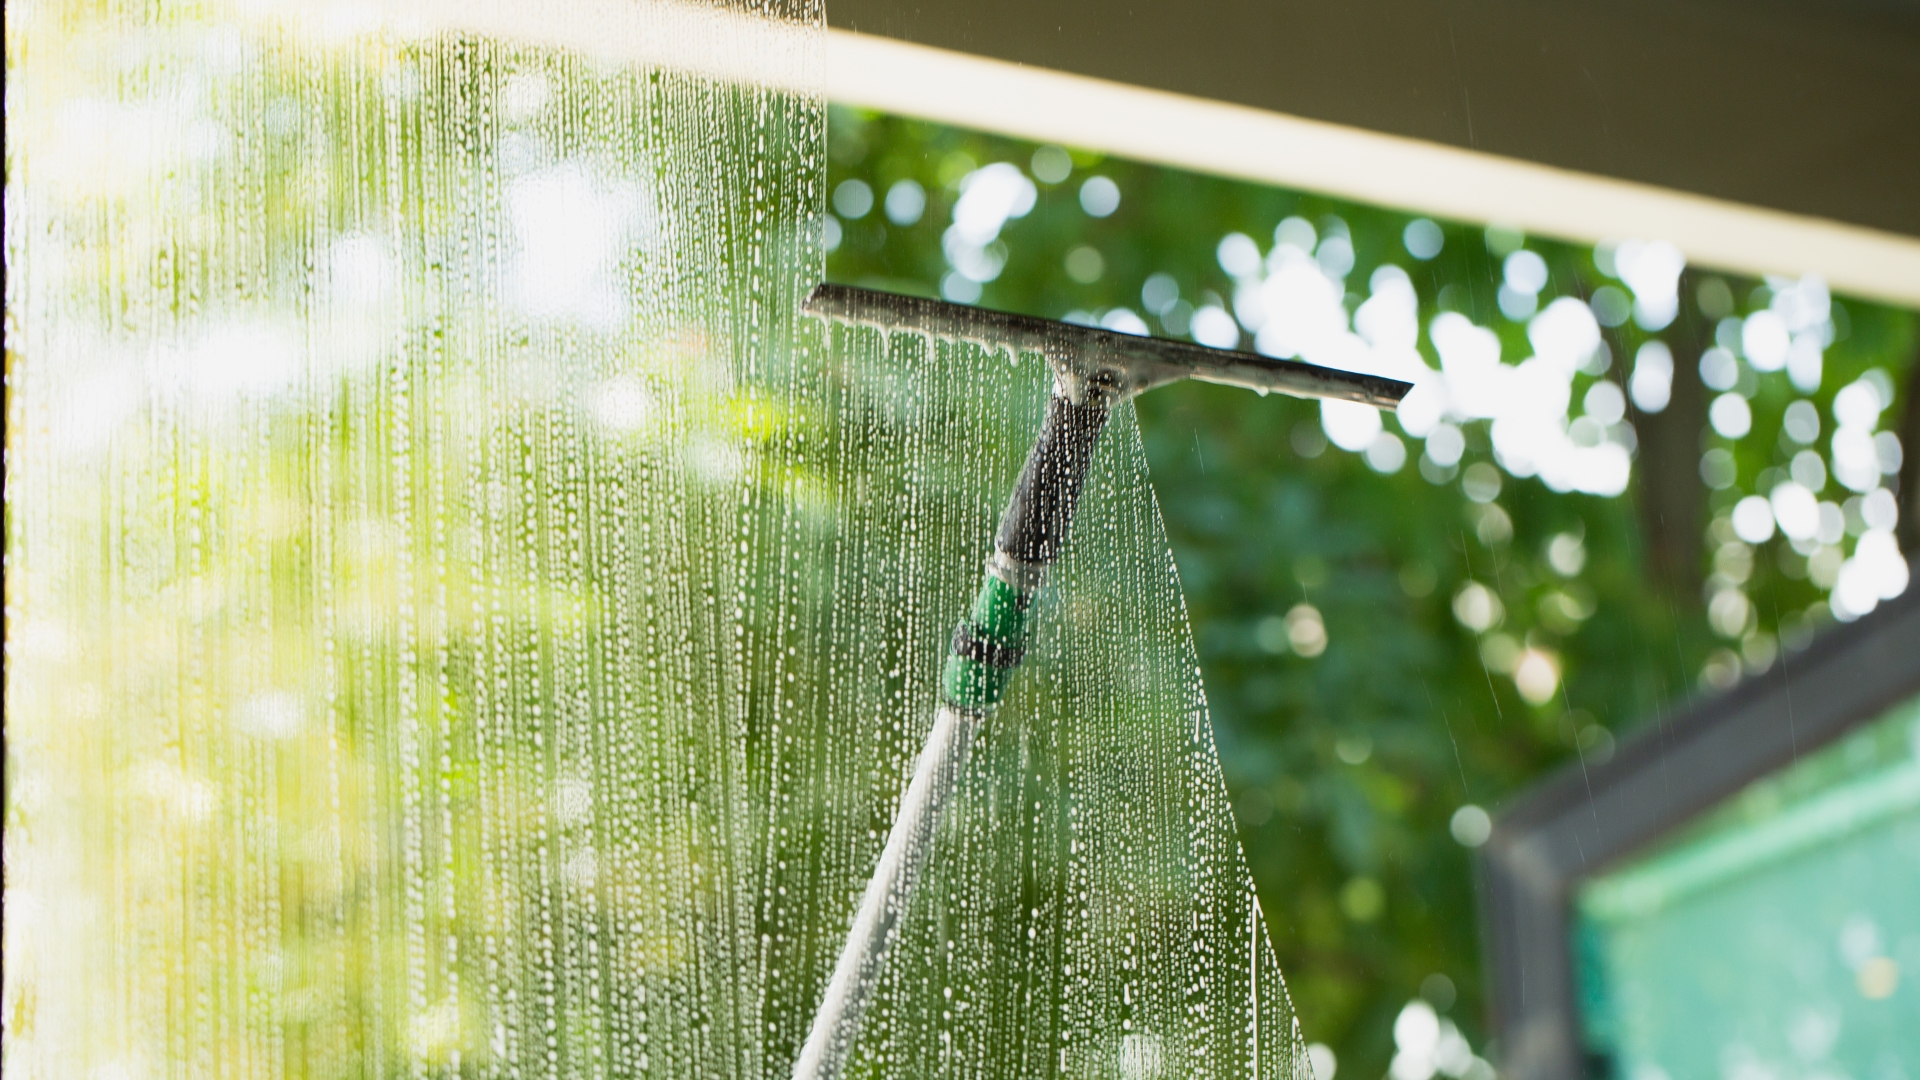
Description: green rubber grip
xmin=940 ymin=574 xmax=1032 ymax=713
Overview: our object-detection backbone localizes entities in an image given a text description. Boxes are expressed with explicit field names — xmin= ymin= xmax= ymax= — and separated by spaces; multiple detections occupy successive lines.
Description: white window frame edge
xmin=279 ymin=1 xmax=1920 ymax=309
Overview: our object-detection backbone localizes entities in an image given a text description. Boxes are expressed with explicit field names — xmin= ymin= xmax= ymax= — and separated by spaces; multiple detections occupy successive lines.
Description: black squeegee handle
xmin=995 ymin=392 xmax=1112 ymax=569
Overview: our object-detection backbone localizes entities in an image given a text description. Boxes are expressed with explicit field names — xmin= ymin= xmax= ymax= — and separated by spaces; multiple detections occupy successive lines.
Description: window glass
xmin=5 ymin=4 xmax=1298 ymax=1077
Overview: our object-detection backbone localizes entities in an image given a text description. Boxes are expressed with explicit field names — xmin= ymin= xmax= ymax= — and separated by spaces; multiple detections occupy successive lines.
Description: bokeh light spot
xmin=1403 ymin=218 xmax=1443 ymax=260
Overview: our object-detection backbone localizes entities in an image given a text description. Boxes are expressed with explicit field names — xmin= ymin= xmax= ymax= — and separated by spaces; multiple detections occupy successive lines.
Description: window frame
xmin=1477 ymin=588 xmax=1920 ymax=1079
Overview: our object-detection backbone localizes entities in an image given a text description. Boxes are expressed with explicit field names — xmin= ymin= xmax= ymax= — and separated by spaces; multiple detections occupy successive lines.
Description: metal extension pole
xmin=792 ymin=386 xmax=1112 ymax=1080
xmin=787 ymin=702 xmax=978 ymax=1080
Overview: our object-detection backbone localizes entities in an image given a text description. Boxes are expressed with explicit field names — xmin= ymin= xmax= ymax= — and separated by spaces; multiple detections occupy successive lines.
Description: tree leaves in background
xmin=824 ymin=105 xmax=1918 ymax=1080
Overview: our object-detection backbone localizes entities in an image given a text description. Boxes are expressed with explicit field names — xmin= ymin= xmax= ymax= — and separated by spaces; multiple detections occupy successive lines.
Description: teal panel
xmin=1576 ymin=697 xmax=1920 ymax=1080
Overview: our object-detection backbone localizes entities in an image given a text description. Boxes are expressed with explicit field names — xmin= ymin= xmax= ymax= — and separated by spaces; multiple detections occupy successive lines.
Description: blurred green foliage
xmin=823 ymin=106 xmax=1917 ymax=1078
xmin=11 ymin=5 xmax=1916 ymax=1071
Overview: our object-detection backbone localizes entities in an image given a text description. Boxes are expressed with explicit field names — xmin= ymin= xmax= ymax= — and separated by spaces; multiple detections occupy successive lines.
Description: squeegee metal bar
xmin=803 ymin=282 xmax=1410 ymax=409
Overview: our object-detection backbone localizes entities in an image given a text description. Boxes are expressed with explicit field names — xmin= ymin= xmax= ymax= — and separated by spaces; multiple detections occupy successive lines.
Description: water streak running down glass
xmin=4 ymin=2 xmax=1302 ymax=1077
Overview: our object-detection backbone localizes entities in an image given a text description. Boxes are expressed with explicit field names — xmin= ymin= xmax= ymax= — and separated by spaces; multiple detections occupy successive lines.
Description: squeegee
xmin=792 ymin=283 xmax=1408 ymax=1080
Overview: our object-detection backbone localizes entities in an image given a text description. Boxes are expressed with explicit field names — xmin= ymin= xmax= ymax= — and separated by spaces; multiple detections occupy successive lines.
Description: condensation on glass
xmin=3 ymin=2 xmax=1302 ymax=1077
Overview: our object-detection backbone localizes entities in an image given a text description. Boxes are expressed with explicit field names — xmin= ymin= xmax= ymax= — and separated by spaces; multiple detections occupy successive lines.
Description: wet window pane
xmin=5 ymin=4 xmax=1298 ymax=1077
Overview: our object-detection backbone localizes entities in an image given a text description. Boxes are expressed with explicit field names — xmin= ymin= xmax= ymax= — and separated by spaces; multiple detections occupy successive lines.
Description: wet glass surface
xmin=5 ymin=4 xmax=1300 ymax=1076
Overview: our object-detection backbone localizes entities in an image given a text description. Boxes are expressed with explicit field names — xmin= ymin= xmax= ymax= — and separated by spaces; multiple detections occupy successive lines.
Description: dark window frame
xmin=1476 ymin=587 xmax=1920 ymax=1080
